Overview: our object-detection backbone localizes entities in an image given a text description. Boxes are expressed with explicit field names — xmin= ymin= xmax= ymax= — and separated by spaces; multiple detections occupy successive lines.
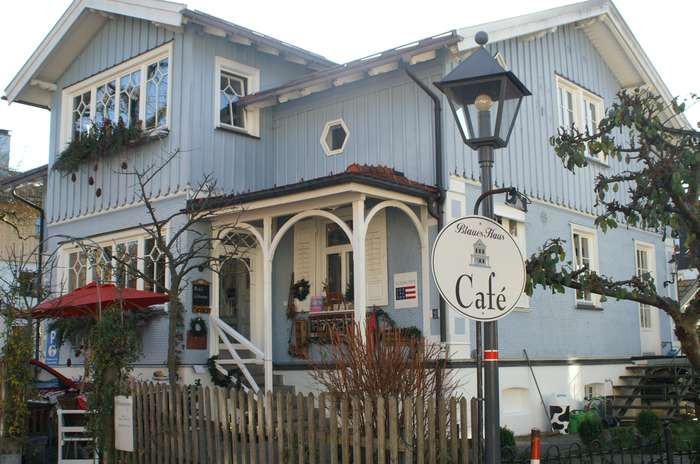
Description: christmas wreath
xmin=292 ymin=279 xmax=310 ymax=301
xmin=189 ymin=317 xmax=207 ymax=337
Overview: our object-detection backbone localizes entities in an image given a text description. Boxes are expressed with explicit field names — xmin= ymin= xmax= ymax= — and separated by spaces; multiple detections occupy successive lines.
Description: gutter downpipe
xmin=12 ymin=187 xmax=45 ymax=359
xmin=402 ymin=62 xmax=447 ymax=343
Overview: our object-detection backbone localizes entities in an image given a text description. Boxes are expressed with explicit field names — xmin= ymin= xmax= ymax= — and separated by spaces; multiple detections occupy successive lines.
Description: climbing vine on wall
xmin=1 ymin=313 xmax=33 ymax=441
xmin=86 ymin=306 xmax=141 ymax=460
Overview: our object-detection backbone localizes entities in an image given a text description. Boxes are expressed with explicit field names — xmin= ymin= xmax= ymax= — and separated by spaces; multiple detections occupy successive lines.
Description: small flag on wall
xmin=394 ymin=272 xmax=418 ymax=309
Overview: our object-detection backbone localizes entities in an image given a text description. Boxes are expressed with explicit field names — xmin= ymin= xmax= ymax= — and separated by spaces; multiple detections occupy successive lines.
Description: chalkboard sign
xmin=192 ymin=279 xmax=211 ymax=313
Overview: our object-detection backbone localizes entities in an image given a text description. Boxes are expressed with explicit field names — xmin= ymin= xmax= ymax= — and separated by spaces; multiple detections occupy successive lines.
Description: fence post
xmin=664 ymin=422 xmax=673 ymax=464
xmin=530 ymin=429 xmax=541 ymax=464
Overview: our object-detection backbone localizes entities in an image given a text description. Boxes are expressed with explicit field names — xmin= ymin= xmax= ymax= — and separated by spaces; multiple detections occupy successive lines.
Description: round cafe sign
xmin=431 ymin=215 xmax=525 ymax=321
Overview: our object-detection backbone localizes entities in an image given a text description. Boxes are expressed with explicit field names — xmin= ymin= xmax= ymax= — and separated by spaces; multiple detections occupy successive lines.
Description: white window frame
xmin=214 ymin=56 xmax=260 ymax=137
xmin=555 ymin=75 xmax=607 ymax=165
xmin=60 ymin=42 xmax=173 ymax=150
xmin=634 ymin=240 xmax=656 ymax=330
xmin=495 ymin=203 xmax=529 ymax=310
xmin=320 ymin=119 xmax=350 ymax=156
xmin=59 ymin=228 xmax=169 ymax=294
xmin=570 ymin=223 xmax=600 ymax=307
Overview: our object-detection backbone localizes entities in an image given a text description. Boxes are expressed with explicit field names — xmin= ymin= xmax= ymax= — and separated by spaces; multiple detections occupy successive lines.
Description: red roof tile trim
xmin=345 ymin=164 xmax=437 ymax=193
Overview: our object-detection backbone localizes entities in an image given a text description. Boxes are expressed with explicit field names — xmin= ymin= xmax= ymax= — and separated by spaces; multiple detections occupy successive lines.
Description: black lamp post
xmin=435 ymin=31 xmax=531 ymax=464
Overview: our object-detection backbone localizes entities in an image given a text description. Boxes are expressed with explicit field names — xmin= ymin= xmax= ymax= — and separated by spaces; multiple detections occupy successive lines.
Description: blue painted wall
xmin=39 ymin=11 xmax=675 ymax=365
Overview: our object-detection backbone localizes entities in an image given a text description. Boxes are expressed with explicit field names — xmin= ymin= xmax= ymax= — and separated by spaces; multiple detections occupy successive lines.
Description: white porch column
xmin=263 ymin=216 xmax=273 ymax=391
xmin=352 ymin=197 xmax=367 ymax=338
xmin=420 ymin=206 xmax=433 ymax=344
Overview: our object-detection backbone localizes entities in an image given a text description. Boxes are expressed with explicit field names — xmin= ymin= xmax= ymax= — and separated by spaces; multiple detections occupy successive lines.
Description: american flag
xmin=396 ymin=284 xmax=417 ymax=300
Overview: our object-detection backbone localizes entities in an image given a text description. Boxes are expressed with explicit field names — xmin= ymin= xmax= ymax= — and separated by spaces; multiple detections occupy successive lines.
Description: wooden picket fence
xmin=124 ymin=381 xmax=476 ymax=464
xmin=0 ymin=358 xmax=5 ymax=440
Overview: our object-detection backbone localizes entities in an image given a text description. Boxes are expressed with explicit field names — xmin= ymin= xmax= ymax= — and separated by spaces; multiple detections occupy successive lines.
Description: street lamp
xmin=435 ymin=31 xmax=531 ymax=464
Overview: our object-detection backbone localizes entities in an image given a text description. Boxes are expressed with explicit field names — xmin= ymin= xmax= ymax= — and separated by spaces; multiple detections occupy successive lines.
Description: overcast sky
xmin=1 ymin=0 xmax=698 ymax=171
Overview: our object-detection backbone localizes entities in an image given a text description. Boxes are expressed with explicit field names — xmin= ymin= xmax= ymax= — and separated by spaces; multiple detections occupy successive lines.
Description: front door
xmin=219 ymin=258 xmax=251 ymax=339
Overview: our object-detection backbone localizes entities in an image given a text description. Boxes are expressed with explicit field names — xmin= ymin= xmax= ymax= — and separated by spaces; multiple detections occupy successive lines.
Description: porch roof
xmin=190 ymin=164 xmax=438 ymax=213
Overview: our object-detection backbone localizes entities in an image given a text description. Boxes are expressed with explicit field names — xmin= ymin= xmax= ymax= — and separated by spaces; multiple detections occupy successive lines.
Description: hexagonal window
xmin=320 ymin=119 xmax=349 ymax=156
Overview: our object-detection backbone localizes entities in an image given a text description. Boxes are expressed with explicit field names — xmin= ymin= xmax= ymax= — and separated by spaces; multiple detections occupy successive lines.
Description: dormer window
xmin=61 ymin=43 xmax=172 ymax=147
xmin=214 ymin=57 xmax=260 ymax=137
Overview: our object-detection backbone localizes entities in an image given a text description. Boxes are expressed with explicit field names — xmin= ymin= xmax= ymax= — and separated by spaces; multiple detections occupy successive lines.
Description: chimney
xmin=0 ymin=129 xmax=9 ymax=175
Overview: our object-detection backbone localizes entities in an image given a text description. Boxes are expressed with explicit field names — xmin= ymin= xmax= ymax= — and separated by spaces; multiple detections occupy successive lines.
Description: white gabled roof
xmin=458 ymin=0 xmax=688 ymax=127
xmin=4 ymin=0 xmax=185 ymax=109
xmin=4 ymin=0 xmax=335 ymax=109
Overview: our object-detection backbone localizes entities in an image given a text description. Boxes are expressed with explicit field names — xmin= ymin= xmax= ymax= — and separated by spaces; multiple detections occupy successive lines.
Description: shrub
xmin=636 ymin=409 xmax=660 ymax=438
xmin=500 ymin=426 xmax=516 ymax=449
xmin=578 ymin=413 xmax=603 ymax=447
xmin=605 ymin=426 xmax=637 ymax=448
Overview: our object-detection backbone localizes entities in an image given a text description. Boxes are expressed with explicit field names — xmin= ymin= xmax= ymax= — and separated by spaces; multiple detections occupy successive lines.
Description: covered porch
xmin=200 ymin=165 xmax=438 ymax=391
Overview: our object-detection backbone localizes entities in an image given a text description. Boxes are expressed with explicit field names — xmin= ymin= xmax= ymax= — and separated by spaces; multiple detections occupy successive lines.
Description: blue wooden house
xmin=4 ymin=0 xmax=683 ymax=433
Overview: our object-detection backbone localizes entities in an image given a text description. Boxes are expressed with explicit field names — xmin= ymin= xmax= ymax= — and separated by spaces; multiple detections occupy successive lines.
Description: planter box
xmin=186 ymin=332 xmax=207 ymax=350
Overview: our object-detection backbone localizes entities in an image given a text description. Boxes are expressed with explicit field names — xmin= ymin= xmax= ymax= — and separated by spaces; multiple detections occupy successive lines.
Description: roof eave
xmin=456 ymin=0 xmax=690 ymax=128
xmin=4 ymin=0 xmax=186 ymax=107
xmin=181 ymin=9 xmax=336 ymax=70
xmin=239 ymin=31 xmax=461 ymax=109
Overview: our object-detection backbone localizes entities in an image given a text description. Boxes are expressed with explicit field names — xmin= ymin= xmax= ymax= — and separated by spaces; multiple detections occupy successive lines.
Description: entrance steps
xmin=609 ymin=359 xmax=698 ymax=423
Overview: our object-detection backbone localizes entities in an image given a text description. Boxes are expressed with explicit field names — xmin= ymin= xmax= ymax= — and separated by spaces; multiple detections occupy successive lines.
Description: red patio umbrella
xmin=33 ymin=281 xmax=169 ymax=319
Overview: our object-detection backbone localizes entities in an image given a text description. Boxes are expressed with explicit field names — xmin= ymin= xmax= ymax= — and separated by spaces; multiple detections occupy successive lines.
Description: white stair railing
xmin=210 ymin=315 xmax=265 ymax=392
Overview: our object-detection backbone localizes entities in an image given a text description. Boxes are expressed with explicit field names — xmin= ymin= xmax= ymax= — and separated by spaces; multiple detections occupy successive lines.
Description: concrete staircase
xmin=610 ymin=359 xmax=698 ymax=423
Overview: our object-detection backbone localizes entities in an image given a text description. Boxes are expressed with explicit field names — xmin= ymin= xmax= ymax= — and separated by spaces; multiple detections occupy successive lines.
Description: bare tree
xmin=73 ymin=151 xmax=247 ymax=387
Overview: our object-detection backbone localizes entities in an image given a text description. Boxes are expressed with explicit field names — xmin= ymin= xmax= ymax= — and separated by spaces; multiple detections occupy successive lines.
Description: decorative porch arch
xmin=364 ymin=200 xmax=427 ymax=249
xmin=269 ymin=209 xmax=353 ymax=259
xmin=216 ymin=222 xmax=267 ymax=258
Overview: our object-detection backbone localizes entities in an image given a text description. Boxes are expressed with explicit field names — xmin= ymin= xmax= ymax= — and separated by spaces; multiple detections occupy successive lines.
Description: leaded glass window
xmin=72 ymin=91 xmax=91 ymax=139
xmin=115 ymin=241 xmax=139 ymax=289
xmin=95 ymin=80 xmax=116 ymax=126
xmin=68 ymin=251 xmax=87 ymax=291
xmin=119 ymin=70 xmax=141 ymax=127
xmin=144 ymin=238 xmax=166 ymax=292
xmin=145 ymin=58 xmax=168 ymax=130
xmin=220 ymin=71 xmax=247 ymax=128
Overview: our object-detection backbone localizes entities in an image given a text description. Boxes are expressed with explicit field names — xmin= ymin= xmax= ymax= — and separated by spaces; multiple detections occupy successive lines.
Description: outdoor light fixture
xmin=505 ymin=187 xmax=530 ymax=212
xmin=435 ymin=31 xmax=532 ymax=464
xmin=434 ymin=32 xmax=531 ymax=150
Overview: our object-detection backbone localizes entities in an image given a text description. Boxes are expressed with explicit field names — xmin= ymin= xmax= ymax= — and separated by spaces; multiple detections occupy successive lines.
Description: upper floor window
xmin=571 ymin=224 xmax=599 ymax=307
xmin=635 ymin=242 xmax=656 ymax=329
xmin=555 ymin=75 xmax=606 ymax=164
xmin=214 ymin=57 xmax=260 ymax=137
xmin=62 ymin=43 xmax=172 ymax=147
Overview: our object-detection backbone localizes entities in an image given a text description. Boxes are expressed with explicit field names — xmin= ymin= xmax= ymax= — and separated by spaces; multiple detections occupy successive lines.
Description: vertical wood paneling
xmin=47 ymin=20 xmax=627 ymax=225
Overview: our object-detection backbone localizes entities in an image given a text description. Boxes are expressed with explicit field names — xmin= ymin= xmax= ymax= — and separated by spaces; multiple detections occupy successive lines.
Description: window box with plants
xmin=54 ymin=118 xmax=168 ymax=193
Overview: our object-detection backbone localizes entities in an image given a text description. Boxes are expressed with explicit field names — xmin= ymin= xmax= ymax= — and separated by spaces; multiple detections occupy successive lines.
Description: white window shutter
xmin=365 ymin=210 xmax=388 ymax=306
xmin=293 ymin=219 xmax=317 ymax=311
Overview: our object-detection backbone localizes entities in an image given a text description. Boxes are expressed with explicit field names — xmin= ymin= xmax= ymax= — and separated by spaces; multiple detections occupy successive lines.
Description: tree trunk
xmin=674 ymin=316 xmax=700 ymax=369
xmin=167 ymin=294 xmax=183 ymax=388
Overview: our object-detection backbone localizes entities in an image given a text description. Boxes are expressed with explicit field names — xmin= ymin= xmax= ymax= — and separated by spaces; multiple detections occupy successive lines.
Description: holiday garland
xmin=53 ymin=118 xmax=166 ymax=173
